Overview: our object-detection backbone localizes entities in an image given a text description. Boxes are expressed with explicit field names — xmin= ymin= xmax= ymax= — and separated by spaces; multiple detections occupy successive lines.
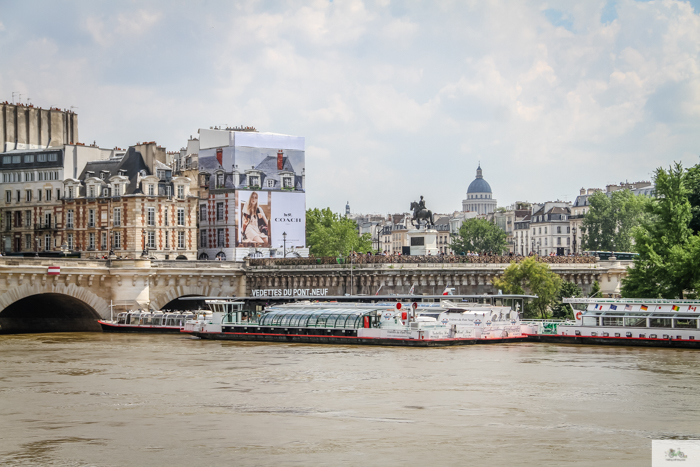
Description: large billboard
xmin=236 ymin=191 xmax=305 ymax=249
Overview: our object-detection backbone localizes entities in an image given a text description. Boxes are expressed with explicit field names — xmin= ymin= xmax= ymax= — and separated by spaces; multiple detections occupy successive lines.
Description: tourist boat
xmin=98 ymin=309 xmax=198 ymax=333
xmin=415 ymin=300 xmax=526 ymax=343
xmin=523 ymin=298 xmax=700 ymax=348
xmin=181 ymin=299 xmax=479 ymax=347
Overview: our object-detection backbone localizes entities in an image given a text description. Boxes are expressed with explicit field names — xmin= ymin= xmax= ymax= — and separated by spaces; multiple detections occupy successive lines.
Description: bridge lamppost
xmin=282 ymin=231 xmax=287 ymax=258
xmin=35 ymin=236 xmax=40 ymax=257
xmin=572 ymin=226 xmax=577 ymax=255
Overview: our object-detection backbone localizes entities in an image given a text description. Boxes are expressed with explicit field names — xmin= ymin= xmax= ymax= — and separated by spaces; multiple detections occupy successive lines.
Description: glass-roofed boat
xmin=182 ymin=299 xmax=479 ymax=347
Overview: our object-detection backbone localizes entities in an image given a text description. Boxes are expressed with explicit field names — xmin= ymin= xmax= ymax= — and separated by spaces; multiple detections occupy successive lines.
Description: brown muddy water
xmin=0 ymin=333 xmax=698 ymax=466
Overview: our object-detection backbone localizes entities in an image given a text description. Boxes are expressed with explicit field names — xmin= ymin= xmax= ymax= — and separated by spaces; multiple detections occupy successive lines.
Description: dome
xmin=466 ymin=165 xmax=492 ymax=194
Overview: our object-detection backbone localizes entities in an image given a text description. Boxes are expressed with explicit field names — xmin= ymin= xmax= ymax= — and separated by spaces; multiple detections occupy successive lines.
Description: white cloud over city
xmin=1 ymin=0 xmax=699 ymax=213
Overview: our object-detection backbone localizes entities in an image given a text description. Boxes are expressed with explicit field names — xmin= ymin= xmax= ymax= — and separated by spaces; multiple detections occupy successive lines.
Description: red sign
xmin=47 ymin=266 xmax=60 ymax=275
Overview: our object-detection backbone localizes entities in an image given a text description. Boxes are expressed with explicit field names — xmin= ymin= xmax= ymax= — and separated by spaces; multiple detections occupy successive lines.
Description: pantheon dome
xmin=462 ymin=165 xmax=497 ymax=215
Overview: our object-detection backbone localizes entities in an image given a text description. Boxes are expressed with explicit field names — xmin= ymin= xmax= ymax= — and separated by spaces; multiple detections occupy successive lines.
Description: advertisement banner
xmin=270 ymin=192 xmax=306 ymax=249
xmin=237 ymin=191 xmax=272 ymax=248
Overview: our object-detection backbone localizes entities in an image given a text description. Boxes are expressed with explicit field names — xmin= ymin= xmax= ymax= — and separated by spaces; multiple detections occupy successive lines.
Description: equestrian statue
xmin=410 ymin=196 xmax=434 ymax=228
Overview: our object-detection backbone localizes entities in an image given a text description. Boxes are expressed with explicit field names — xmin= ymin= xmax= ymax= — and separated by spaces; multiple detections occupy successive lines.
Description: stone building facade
xmin=1 ymin=103 xmax=78 ymax=152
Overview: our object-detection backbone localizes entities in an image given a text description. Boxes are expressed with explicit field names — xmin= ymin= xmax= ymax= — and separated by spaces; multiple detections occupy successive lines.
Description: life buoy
xmin=575 ymin=311 xmax=582 ymax=320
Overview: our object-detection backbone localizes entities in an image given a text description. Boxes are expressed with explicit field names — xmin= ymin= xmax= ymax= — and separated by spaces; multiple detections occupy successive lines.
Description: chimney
xmin=277 ymin=150 xmax=284 ymax=170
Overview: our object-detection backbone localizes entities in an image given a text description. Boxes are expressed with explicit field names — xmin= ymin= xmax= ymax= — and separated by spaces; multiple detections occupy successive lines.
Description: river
xmin=0 ymin=333 xmax=698 ymax=466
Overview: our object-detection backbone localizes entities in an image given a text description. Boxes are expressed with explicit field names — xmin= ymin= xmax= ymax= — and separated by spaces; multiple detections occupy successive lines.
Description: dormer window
xmin=282 ymin=176 xmax=293 ymax=189
xmin=68 ymin=187 xmax=74 ymax=199
xmin=249 ymin=175 xmax=260 ymax=187
xmin=216 ymin=172 xmax=224 ymax=188
xmin=102 ymin=188 xmax=109 ymax=197
xmin=177 ymin=185 xmax=184 ymax=199
xmin=266 ymin=179 xmax=275 ymax=188
xmin=114 ymin=184 xmax=121 ymax=197
xmin=89 ymin=186 xmax=95 ymax=198
xmin=148 ymin=184 xmax=154 ymax=196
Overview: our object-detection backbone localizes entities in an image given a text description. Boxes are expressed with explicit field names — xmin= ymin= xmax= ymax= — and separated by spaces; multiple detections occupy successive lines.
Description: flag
xmin=375 ymin=285 xmax=383 ymax=296
xmin=671 ymin=305 xmax=680 ymax=311
xmin=624 ymin=305 xmax=633 ymax=311
xmin=609 ymin=304 xmax=617 ymax=310
xmin=595 ymin=304 xmax=603 ymax=310
xmin=689 ymin=306 xmax=697 ymax=312
xmin=408 ymin=284 xmax=415 ymax=295
xmin=47 ymin=266 xmax=60 ymax=275
xmin=640 ymin=305 xmax=648 ymax=311
xmin=442 ymin=286 xmax=450 ymax=295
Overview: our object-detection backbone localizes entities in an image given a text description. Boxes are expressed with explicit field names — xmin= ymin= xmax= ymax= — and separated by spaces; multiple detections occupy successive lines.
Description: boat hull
xmin=98 ymin=321 xmax=183 ymax=333
xmin=186 ymin=330 xmax=476 ymax=347
xmin=526 ymin=334 xmax=700 ymax=349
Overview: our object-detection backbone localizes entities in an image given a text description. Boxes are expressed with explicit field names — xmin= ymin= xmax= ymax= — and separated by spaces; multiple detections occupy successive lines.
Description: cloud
xmin=1 ymin=0 xmax=700 ymax=214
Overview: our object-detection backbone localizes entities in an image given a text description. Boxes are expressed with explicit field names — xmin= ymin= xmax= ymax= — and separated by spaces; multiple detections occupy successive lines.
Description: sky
xmin=1 ymin=0 xmax=700 ymax=215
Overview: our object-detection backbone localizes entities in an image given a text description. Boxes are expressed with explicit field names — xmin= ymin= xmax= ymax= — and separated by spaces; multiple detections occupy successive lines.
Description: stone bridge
xmin=0 ymin=257 xmax=629 ymax=333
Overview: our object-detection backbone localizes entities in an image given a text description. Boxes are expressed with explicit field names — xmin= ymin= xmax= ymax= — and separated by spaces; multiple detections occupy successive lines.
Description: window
xmin=25 ymin=211 xmax=31 ymax=227
xmin=217 ymin=228 xmax=225 ymax=247
xmin=266 ymin=179 xmax=275 ymax=188
xmin=200 ymin=229 xmax=207 ymax=248
xmin=25 ymin=190 xmax=32 ymax=202
xmin=544 ymin=227 xmax=547 ymax=234
xmin=113 ymin=184 xmax=121 ymax=197
xmin=5 ymin=191 xmax=10 ymax=203
xmin=283 ymin=177 xmax=293 ymax=188
xmin=113 ymin=208 xmax=121 ymax=227
xmin=66 ymin=209 xmax=74 ymax=228
xmin=113 ymin=232 xmax=121 ymax=249
xmin=538 ymin=227 xmax=541 ymax=234
xmin=545 ymin=238 xmax=548 ymax=246
xmin=216 ymin=173 xmax=224 ymax=188
xmin=12 ymin=155 xmax=20 ymax=163
xmin=37 ymin=153 xmax=46 ymax=162
xmin=88 ymin=209 xmax=95 ymax=227
xmin=147 ymin=231 xmax=155 ymax=249
xmin=148 ymin=184 xmax=154 ymax=196
xmin=216 ymin=202 xmax=224 ymax=221
xmin=557 ymin=237 xmax=561 ymax=245
xmin=46 ymin=189 xmax=51 ymax=201
xmin=88 ymin=232 xmax=95 ymax=250
xmin=68 ymin=187 xmax=74 ymax=199
xmin=24 ymin=155 xmax=34 ymax=163
xmin=177 ymin=208 xmax=185 ymax=226
xmin=44 ymin=213 xmax=52 ymax=228
xmin=165 ymin=231 xmax=170 ymax=249
xmin=67 ymin=233 xmax=74 ymax=250
xmin=89 ymin=186 xmax=95 ymax=198
xmin=37 ymin=190 xmax=42 ymax=202
xmin=177 ymin=185 xmax=184 ymax=199
xmin=2 ymin=156 xmax=10 ymax=164
xmin=178 ymin=231 xmax=185 ymax=249
xmin=56 ymin=189 xmax=60 ymax=200
xmin=24 ymin=234 xmax=31 ymax=250
xmin=557 ymin=226 xmax=561 ymax=234
xmin=102 ymin=188 xmax=108 ymax=197
xmin=48 ymin=153 xmax=57 ymax=162
xmin=200 ymin=205 xmax=207 ymax=222
xmin=101 ymin=232 xmax=107 ymax=250
xmin=249 ymin=175 xmax=259 ymax=187
xmin=147 ymin=207 xmax=155 ymax=226
xmin=164 ymin=209 xmax=169 ymax=226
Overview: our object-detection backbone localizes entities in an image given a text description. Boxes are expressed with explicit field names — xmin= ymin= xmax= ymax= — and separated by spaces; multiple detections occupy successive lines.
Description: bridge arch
xmin=151 ymin=285 xmax=215 ymax=311
xmin=0 ymin=283 xmax=108 ymax=334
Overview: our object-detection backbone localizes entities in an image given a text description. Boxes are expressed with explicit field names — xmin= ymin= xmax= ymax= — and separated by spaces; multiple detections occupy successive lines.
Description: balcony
xmin=34 ymin=222 xmax=57 ymax=231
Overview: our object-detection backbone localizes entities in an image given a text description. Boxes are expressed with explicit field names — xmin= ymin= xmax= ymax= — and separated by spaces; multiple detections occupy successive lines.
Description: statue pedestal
xmin=408 ymin=228 xmax=439 ymax=256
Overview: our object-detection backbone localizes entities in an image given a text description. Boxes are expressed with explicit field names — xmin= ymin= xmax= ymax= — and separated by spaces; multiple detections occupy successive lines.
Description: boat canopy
xmin=259 ymin=306 xmax=380 ymax=329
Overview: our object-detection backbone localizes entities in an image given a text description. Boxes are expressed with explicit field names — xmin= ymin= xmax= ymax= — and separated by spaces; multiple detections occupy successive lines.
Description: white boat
xmin=99 ymin=310 xmax=198 ymax=333
xmin=523 ymin=298 xmax=700 ymax=348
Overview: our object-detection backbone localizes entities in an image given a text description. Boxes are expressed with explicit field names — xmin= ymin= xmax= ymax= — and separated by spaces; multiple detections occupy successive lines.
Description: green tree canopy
xmin=492 ymin=257 xmax=562 ymax=319
xmin=581 ymin=189 xmax=651 ymax=252
xmin=306 ymin=208 xmax=373 ymax=257
xmin=451 ymin=218 xmax=508 ymax=255
xmin=622 ymin=163 xmax=700 ymax=298
xmin=550 ymin=281 xmax=583 ymax=319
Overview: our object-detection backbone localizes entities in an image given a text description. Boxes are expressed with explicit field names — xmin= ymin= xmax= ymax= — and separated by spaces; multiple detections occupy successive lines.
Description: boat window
xmin=624 ymin=317 xmax=647 ymax=327
xmin=674 ymin=318 xmax=697 ymax=329
xmin=650 ymin=318 xmax=672 ymax=328
xmin=582 ymin=316 xmax=598 ymax=326
xmin=602 ymin=317 xmax=623 ymax=326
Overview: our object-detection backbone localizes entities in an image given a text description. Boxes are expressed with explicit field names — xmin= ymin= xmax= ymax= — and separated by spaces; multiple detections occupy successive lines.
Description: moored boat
xmin=99 ymin=310 xmax=197 ymax=333
xmin=523 ymin=298 xmax=700 ymax=349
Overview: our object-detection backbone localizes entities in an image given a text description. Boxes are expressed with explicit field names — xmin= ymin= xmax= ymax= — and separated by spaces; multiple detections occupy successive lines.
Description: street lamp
xmin=283 ymin=231 xmax=287 ymax=258
xmin=531 ymin=238 xmax=535 ymax=256
xmin=35 ymin=236 xmax=40 ymax=257
xmin=572 ymin=226 xmax=577 ymax=255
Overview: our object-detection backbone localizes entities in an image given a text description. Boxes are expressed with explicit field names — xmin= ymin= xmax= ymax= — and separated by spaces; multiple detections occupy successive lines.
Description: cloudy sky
xmin=1 ymin=0 xmax=700 ymax=214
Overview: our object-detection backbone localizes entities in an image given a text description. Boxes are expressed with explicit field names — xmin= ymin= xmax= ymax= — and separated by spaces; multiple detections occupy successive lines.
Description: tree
xmin=581 ymin=190 xmax=650 ymax=252
xmin=550 ymin=281 xmax=582 ymax=319
xmin=492 ymin=257 xmax=562 ymax=319
xmin=451 ymin=218 xmax=508 ymax=255
xmin=306 ymin=208 xmax=373 ymax=257
xmin=589 ymin=280 xmax=601 ymax=298
xmin=622 ymin=163 xmax=700 ymax=298
xmin=684 ymin=163 xmax=700 ymax=235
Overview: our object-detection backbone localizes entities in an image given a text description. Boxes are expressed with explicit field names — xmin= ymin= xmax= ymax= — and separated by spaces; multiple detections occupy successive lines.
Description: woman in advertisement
xmin=241 ymin=192 xmax=270 ymax=245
